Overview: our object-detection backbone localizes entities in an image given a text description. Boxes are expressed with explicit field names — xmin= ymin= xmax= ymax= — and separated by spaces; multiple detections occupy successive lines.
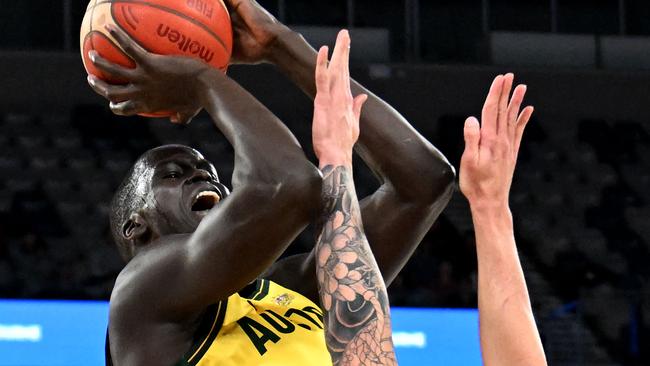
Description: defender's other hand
xmin=312 ymin=30 xmax=367 ymax=168
xmin=86 ymin=24 xmax=213 ymax=124
xmin=459 ymin=73 xmax=534 ymax=210
xmin=223 ymin=0 xmax=288 ymax=65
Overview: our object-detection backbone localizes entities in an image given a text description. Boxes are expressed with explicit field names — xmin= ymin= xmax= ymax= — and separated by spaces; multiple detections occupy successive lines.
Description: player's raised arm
xmin=459 ymin=74 xmax=547 ymax=366
xmin=312 ymin=31 xmax=397 ymax=366
xmin=223 ymin=0 xmax=455 ymax=291
xmin=87 ymin=26 xmax=320 ymax=316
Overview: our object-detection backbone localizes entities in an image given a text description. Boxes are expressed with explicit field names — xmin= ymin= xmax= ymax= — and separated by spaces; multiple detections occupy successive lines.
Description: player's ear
xmin=122 ymin=213 xmax=148 ymax=242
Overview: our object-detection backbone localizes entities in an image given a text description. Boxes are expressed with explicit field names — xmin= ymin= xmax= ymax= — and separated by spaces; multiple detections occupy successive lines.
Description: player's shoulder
xmin=110 ymin=234 xmax=192 ymax=312
xmin=107 ymin=235 xmax=205 ymax=363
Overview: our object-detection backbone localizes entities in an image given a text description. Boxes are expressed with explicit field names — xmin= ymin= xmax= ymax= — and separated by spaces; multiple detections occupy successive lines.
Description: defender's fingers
xmin=87 ymin=75 xmax=138 ymax=102
xmin=88 ymin=51 xmax=135 ymax=80
xmin=497 ymin=73 xmax=514 ymax=136
xmin=315 ymin=46 xmax=330 ymax=94
xmin=109 ymin=100 xmax=145 ymax=116
xmin=513 ymin=106 xmax=534 ymax=157
xmin=329 ymin=29 xmax=349 ymax=70
xmin=352 ymin=94 xmax=368 ymax=122
xmin=105 ymin=24 xmax=148 ymax=64
xmin=507 ymin=84 xmax=527 ymax=142
xmin=339 ymin=30 xmax=351 ymax=79
xmin=463 ymin=116 xmax=481 ymax=160
xmin=481 ymin=75 xmax=504 ymax=138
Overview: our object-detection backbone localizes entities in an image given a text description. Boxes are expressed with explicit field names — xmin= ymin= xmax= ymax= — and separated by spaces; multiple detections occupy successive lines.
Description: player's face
xmin=147 ymin=146 xmax=228 ymax=234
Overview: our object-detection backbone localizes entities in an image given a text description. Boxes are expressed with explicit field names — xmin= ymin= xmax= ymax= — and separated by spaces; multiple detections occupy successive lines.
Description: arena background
xmin=1 ymin=1 xmax=649 ymax=365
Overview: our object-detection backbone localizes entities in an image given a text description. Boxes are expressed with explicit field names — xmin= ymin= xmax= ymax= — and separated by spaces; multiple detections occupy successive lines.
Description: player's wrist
xmin=317 ymin=151 xmax=353 ymax=170
xmin=469 ymin=201 xmax=512 ymax=220
xmin=267 ymin=29 xmax=312 ymax=66
xmin=255 ymin=24 xmax=290 ymax=62
xmin=195 ymin=67 xmax=228 ymax=105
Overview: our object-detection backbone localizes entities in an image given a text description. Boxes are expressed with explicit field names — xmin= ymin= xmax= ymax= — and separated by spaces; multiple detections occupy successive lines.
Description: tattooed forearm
xmin=316 ymin=165 xmax=397 ymax=366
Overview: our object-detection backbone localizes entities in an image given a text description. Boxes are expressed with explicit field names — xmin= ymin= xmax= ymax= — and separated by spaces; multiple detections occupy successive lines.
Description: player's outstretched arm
xmin=87 ymin=26 xmax=321 ymax=316
xmin=312 ymin=30 xmax=396 ymax=366
xmin=223 ymin=0 xmax=455 ymax=288
xmin=460 ymin=74 xmax=546 ymax=366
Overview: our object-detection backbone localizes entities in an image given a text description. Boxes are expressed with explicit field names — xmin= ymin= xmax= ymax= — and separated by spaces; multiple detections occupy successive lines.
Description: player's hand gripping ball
xmin=80 ymin=0 xmax=232 ymax=117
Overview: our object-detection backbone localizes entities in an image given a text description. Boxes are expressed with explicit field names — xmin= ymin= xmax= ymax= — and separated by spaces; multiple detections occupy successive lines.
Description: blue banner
xmin=0 ymin=300 xmax=481 ymax=365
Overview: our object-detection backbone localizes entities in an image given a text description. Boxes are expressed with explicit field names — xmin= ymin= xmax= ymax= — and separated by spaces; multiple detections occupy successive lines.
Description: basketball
xmin=79 ymin=0 xmax=232 ymax=84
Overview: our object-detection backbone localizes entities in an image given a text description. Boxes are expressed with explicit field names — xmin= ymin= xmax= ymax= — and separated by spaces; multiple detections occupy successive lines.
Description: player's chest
xmin=197 ymin=296 xmax=331 ymax=365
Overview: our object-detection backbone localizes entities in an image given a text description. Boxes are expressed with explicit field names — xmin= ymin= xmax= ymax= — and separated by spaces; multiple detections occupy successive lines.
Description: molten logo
xmin=156 ymin=24 xmax=214 ymax=63
xmin=186 ymin=0 xmax=213 ymax=18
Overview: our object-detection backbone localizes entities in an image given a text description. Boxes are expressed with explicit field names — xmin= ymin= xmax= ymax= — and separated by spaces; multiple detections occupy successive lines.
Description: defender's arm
xmin=460 ymin=74 xmax=546 ymax=366
xmin=312 ymin=31 xmax=396 ymax=365
xmin=89 ymin=26 xmax=320 ymax=318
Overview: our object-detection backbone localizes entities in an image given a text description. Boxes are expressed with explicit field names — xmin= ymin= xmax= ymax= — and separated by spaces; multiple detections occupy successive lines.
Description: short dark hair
xmin=109 ymin=152 xmax=152 ymax=262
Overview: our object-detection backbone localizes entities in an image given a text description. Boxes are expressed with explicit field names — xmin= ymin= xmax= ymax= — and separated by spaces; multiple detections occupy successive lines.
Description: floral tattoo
xmin=316 ymin=165 xmax=397 ymax=366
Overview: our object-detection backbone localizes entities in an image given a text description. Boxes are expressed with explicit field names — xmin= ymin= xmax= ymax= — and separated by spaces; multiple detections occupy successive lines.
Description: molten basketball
xmin=80 ymin=0 xmax=232 ymax=116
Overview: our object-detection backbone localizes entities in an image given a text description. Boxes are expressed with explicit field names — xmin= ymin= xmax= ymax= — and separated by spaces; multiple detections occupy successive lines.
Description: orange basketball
xmin=80 ymin=0 xmax=232 ymax=116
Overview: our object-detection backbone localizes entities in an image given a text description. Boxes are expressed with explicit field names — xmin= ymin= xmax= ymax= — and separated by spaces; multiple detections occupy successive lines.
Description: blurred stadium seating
xmin=1 ymin=102 xmax=648 ymax=365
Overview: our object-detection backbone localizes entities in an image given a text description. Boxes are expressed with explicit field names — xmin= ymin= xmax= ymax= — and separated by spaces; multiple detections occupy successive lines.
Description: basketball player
xmin=87 ymin=22 xmax=452 ymax=366
xmin=459 ymin=73 xmax=547 ymax=365
xmin=90 ymin=23 xmax=330 ymax=365
xmin=311 ymin=32 xmax=396 ymax=364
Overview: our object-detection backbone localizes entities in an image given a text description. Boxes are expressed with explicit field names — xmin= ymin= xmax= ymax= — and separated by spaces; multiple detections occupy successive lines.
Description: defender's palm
xmin=459 ymin=74 xmax=534 ymax=208
xmin=312 ymin=30 xmax=367 ymax=167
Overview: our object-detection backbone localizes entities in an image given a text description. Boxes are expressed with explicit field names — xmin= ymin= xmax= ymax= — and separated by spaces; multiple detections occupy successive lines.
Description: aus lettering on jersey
xmin=237 ymin=305 xmax=324 ymax=356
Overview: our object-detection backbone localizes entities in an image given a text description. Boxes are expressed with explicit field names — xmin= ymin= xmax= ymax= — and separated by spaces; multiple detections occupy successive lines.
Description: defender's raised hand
xmin=312 ymin=30 xmax=396 ymax=366
xmin=460 ymin=74 xmax=547 ymax=366
xmin=312 ymin=30 xmax=367 ymax=168
xmin=87 ymin=24 xmax=214 ymax=124
xmin=459 ymin=73 xmax=534 ymax=209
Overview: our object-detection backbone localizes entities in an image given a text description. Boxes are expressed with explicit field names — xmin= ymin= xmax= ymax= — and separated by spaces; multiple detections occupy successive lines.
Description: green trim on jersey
xmin=177 ymin=300 xmax=228 ymax=366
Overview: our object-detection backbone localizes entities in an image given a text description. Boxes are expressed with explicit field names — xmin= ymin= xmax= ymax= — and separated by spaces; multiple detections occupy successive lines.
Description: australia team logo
xmin=273 ymin=293 xmax=294 ymax=307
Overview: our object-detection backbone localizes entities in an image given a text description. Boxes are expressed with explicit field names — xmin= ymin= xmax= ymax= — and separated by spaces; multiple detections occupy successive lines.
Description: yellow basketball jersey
xmin=176 ymin=279 xmax=332 ymax=366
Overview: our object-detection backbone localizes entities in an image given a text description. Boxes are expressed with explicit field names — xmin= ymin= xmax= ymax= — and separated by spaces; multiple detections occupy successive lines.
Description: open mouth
xmin=191 ymin=191 xmax=221 ymax=213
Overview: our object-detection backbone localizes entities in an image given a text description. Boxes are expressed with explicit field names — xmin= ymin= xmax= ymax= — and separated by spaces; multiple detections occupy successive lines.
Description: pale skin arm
xmin=312 ymin=31 xmax=397 ymax=366
xmin=459 ymin=73 xmax=547 ymax=366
